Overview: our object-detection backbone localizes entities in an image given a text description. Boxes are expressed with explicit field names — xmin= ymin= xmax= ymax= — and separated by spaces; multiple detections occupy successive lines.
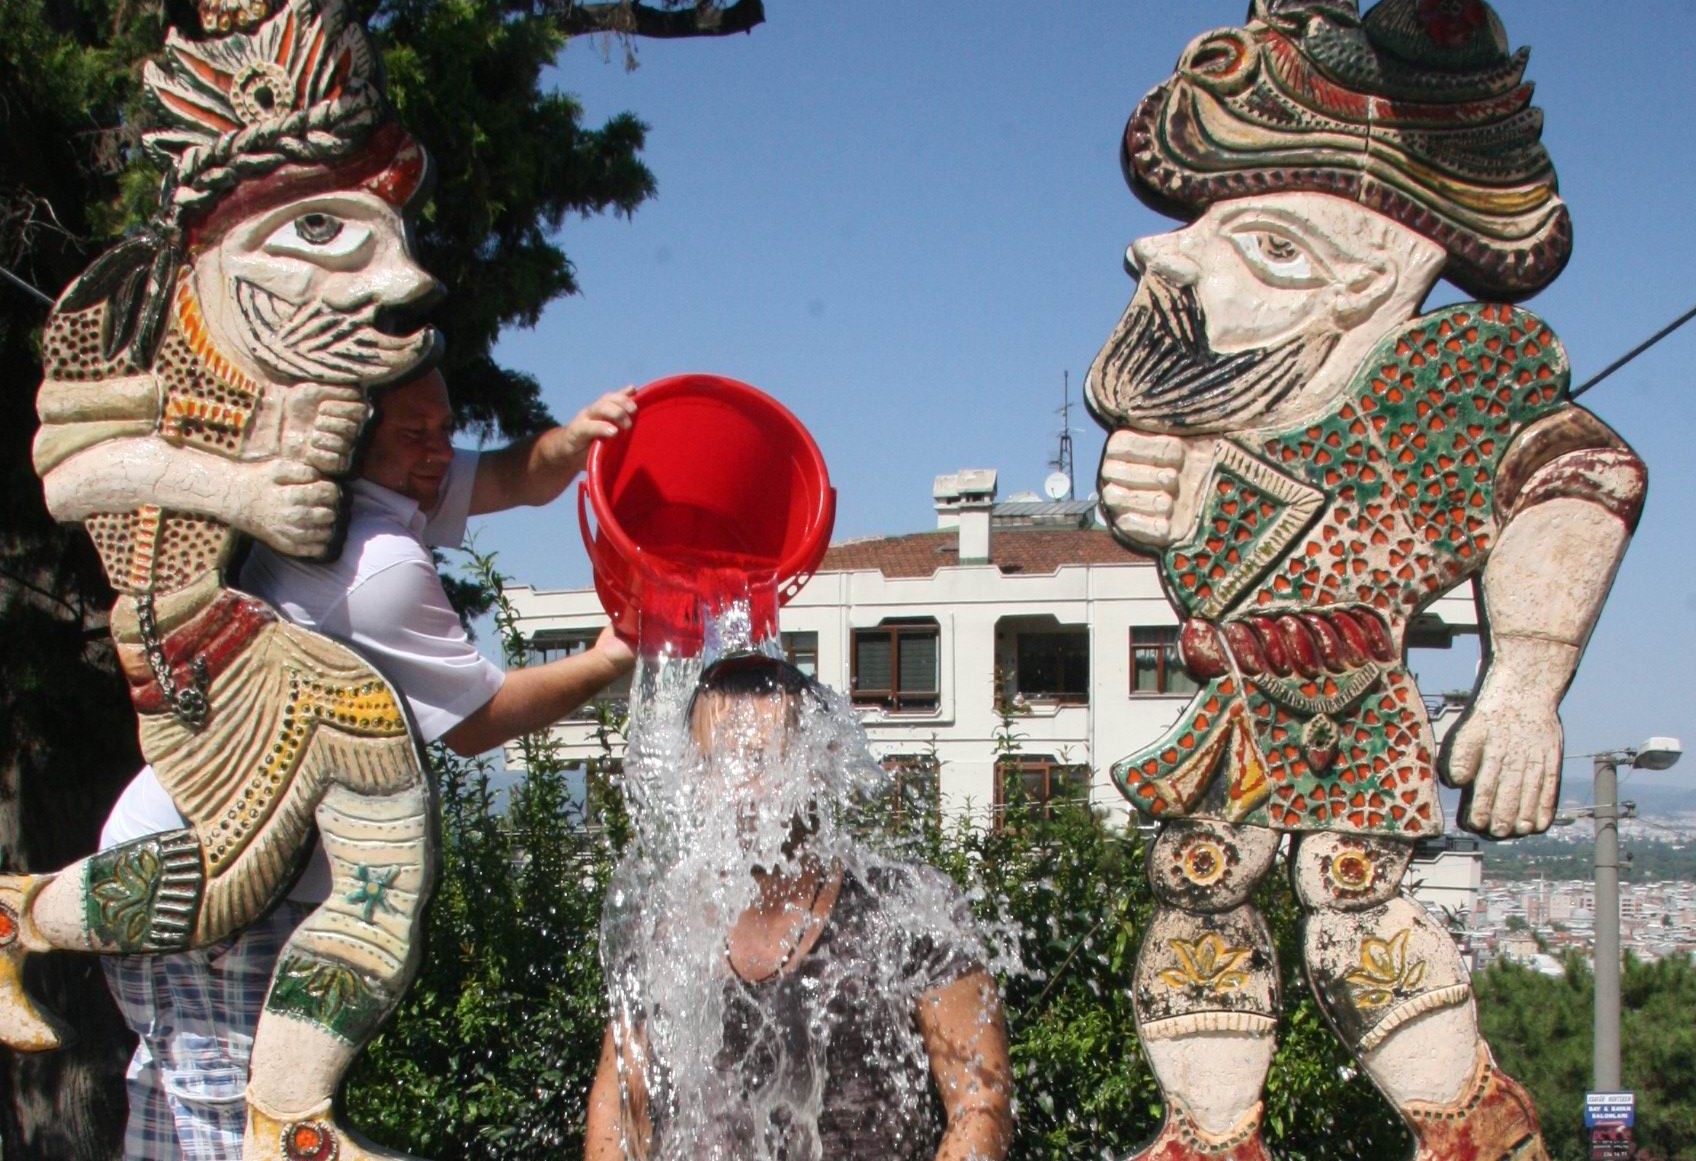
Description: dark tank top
xmin=651 ymin=866 xmax=980 ymax=1161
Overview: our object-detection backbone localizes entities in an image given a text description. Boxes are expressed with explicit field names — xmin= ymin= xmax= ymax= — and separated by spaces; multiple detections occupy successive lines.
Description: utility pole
xmin=1582 ymin=737 xmax=1680 ymax=1140
xmin=1592 ymin=750 xmax=1623 ymax=1091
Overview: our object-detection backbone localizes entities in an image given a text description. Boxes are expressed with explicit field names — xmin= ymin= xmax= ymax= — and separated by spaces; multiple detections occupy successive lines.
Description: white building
xmin=504 ymin=468 xmax=1478 ymax=832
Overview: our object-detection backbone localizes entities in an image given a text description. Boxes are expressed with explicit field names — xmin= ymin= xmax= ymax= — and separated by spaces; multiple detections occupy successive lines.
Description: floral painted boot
xmin=0 ymin=874 xmax=68 ymax=1052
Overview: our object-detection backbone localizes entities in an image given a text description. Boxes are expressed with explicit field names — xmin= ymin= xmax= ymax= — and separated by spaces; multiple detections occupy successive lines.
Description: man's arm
xmin=917 ymin=968 xmax=1014 ymax=1161
xmin=586 ymin=1023 xmax=651 ymax=1161
xmin=439 ymin=626 xmax=634 ymax=757
xmin=470 ymin=389 xmax=636 ymax=516
xmin=585 ymin=1027 xmax=628 ymax=1161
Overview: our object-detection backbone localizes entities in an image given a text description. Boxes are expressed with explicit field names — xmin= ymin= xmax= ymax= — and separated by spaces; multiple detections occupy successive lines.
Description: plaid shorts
xmin=103 ymin=901 xmax=312 ymax=1160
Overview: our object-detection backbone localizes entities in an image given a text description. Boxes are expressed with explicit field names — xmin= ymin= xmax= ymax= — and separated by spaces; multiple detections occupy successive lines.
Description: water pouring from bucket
xmin=579 ymin=377 xmax=1014 ymax=1161
xmin=578 ymin=374 xmax=836 ymax=658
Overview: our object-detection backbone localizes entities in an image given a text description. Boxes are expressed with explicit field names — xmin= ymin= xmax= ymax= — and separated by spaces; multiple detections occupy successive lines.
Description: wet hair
xmin=686 ymin=652 xmax=825 ymax=728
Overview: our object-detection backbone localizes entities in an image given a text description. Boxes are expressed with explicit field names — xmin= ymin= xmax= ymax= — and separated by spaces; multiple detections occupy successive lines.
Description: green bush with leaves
xmin=1477 ymin=953 xmax=1696 ymax=1161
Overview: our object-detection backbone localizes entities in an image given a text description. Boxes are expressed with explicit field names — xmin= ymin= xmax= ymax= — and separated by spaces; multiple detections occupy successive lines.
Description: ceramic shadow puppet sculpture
xmin=2 ymin=0 xmax=446 ymax=1156
xmin=1086 ymin=2 xmax=1645 ymax=1159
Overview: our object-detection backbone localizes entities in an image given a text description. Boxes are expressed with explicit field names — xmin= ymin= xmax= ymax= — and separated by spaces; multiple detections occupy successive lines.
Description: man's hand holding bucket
xmin=470 ymin=387 xmax=637 ymax=514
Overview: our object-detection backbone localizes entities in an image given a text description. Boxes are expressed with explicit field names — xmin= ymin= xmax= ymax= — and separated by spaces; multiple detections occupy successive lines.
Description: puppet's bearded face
xmin=1087 ymin=192 xmax=1440 ymax=435
xmin=190 ymin=187 xmax=442 ymax=389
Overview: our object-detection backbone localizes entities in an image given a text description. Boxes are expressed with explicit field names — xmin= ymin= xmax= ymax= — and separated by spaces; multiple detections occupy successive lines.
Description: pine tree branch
xmin=549 ymin=0 xmax=765 ymax=39
xmin=0 ymin=566 xmax=85 ymax=623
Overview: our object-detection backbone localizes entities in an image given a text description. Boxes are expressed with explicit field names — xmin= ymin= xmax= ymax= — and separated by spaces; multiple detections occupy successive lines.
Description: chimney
xmin=933 ymin=469 xmax=997 ymax=563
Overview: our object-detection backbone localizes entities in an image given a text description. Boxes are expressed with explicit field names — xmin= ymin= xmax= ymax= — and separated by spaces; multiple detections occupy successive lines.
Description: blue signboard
xmin=1585 ymin=1091 xmax=1636 ymax=1128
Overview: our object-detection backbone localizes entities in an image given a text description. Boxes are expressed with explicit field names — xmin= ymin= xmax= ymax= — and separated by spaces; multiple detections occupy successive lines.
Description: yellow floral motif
xmin=1344 ymin=928 xmax=1428 ymax=1009
xmin=1158 ymin=933 xmax=1254 ymax=995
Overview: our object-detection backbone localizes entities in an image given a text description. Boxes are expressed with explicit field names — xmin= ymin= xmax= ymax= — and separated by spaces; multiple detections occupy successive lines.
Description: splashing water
xmin=600 ymin=596 xmax=1015 ymax=1161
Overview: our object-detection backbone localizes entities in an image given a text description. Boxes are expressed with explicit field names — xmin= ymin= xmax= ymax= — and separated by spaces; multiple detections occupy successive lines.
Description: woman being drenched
xmin=586 ymin=652 xmax=1013 ymax=1161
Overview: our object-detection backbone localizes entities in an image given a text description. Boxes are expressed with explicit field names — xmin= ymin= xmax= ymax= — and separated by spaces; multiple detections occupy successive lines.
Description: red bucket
xmin=578 ymin=374 xmax=836 ymax=655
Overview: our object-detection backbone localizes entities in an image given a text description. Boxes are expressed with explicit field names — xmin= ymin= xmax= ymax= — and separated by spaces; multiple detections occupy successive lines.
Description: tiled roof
xmin=820 ymin=528 xmax=1142 ymax=579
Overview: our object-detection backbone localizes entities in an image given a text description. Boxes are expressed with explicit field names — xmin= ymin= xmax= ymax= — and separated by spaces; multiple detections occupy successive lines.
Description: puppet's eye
xmin=1228 ymin=226 xmax=1328 ymax=289
xmin=260 ymin=210 xmax=370 ymax=261
xmin=295 ymin=213 xmax=344 ymax=245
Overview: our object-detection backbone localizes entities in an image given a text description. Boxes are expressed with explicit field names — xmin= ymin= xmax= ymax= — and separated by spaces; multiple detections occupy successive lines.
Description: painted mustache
xmin=235 ymin=278 xmax=437 ymax=387
xmin=1088 ymin=277 xmax=1336 ymax=433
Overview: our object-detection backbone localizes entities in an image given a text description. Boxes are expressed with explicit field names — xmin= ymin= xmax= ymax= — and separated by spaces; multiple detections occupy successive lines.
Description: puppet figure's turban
xmin=1125 ymin=0 xmax=1570 ymax=300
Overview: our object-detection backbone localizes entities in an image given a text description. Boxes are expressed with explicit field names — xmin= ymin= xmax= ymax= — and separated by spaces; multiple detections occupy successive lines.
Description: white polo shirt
xmin=239 ymin=448 xmax=504 ymax=742
xmin=101 ymin=450 xmax=505 ymax=900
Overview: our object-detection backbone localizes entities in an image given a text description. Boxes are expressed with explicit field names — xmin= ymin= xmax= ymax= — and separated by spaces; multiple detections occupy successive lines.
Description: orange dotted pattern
xmin=158 ymin=280 xmax=261 ymax=457
xmin=1113 ymin=681 xmax=1236 ymax=819
xmin=66 ymin=282 xmax=248 ymax=598
xmin=1169 ymin=475 xmax=1285 ymax=613
xmin=1251 ymin=671 xmax=1434 ymax=834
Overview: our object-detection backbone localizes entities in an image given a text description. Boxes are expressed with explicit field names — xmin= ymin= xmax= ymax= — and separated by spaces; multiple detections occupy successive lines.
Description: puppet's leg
xmin=1294 ymin=833 xmax=1548 ymax=1161
xmin=242 ymin=732 xmax=434 ymax=1161
xmin=1128 ymin=819 xmax=1281 ymax=1161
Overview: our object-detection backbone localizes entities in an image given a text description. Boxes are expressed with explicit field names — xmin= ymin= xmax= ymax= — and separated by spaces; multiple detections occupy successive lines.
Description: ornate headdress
xmin=143 ymin=0 xmax=395 ymax=228
xmin=1124 ymin=0 xmax=1569 ymax=299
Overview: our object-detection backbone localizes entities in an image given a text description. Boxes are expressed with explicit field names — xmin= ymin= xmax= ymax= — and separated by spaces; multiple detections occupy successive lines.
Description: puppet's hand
xmin=238 ymin=459 xmax=342 ymax=560
xmin=1443 ymin=640 xmax=1574 ymax=837
xmin=1099 ymin=430 xmax=1212 ymax=550
xmin=280 ymin=382 xmax=370 ymax=476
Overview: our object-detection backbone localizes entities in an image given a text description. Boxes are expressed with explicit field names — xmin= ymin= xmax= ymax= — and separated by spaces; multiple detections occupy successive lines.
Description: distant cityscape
xmin=1417 ymin=806 xmax=1696 ymax=973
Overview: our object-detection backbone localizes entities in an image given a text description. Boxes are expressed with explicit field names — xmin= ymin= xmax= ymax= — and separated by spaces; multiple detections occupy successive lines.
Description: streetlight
xmin=1588 ymin=736 xmax=1681 ymax=1092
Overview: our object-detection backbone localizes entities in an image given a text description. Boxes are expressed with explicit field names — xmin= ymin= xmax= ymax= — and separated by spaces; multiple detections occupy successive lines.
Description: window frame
xmin=879 ymin=752 xmax=942 ymax=829
xmin=992 ymin=754 xmax=1091 ymax=824
xmin=1129 ymin=625 xmax=1196 ymax=696
xmin=1008 ymin=624 xmax=1090 ymax=705
xmin=850 ymin=619 xmax=941 ymax=712
xmin=780 ymin=630 xmax=819 ymax=680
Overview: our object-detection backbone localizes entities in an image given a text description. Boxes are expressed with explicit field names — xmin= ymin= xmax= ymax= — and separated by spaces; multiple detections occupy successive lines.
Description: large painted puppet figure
xmin=0 ymin=0 xmax=444 ymax=1157
xmin=1087 ymin=2 xmax=1644 ymax=1159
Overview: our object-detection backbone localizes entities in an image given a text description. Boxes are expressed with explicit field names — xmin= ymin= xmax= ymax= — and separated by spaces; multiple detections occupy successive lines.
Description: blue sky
xmin=469 ymin=1 xmax=1696 ymax=796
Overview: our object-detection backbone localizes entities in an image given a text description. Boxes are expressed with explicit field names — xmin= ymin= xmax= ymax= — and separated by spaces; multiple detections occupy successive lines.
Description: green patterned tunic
xmin=1113 ymin=303 xmax=1637 ymax=838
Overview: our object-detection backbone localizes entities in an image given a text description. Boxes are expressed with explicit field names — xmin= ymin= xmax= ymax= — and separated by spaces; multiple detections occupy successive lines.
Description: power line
xmin=1570 ymin=300 xmax=1696 ymax=399
xmin=0 ymin=263 xmax=54 ymax=309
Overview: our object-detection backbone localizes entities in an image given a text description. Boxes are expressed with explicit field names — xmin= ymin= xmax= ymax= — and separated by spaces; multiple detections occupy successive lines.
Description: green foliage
xmin=916 ymin=796 xmax=1413 ymax=1160
xmin=371 ymin=0 xmax=658 ymax=439
xmin=926 ymin=798 xmax=1160 ymax=1158
xmin=1483 ymin=835 xmax=1696 ymax=884
xmin=1478 ymin=953 xmax=1696 ymax=1161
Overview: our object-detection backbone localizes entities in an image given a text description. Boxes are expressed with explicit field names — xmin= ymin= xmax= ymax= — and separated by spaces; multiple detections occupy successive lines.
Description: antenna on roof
xmin=1047 ymin=371 xmax=1076 ymax=501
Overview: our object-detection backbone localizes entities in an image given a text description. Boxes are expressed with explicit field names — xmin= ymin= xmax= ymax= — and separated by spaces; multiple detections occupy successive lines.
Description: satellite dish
xmin=1043 ymin=471 xmax=1071 ymax=501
